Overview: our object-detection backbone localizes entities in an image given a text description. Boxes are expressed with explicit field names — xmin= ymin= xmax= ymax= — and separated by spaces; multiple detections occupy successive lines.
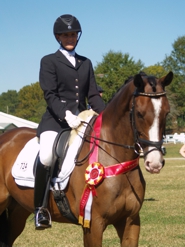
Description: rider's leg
xmin=34 ymin=131 xmax=57 ymax=230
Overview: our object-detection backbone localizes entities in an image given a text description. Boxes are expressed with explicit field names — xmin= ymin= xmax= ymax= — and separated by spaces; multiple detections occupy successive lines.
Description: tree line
xmin=1 ymin=35 xmax=185 ymax=133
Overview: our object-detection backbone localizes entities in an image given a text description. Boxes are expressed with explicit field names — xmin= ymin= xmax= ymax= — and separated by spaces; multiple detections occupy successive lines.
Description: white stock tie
xmin=60 ymin=48 xmax=76 ymax=67
xmin=67 ymin=54 xmax=76 ymax=67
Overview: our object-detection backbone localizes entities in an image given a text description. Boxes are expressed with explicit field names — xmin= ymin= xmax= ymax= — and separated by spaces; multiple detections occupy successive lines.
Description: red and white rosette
xmin=85 ymin=162 xmax=104 ymax=186
xmin=79 ymin=162 xmax=105 ymax=228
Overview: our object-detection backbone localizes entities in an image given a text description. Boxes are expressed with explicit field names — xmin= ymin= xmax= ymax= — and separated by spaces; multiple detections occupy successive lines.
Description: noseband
xmin=130 ymin=91 xmax=166 ymax=157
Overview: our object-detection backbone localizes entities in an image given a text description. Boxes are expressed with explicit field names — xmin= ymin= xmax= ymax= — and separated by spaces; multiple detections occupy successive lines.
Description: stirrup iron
xmin=35 ymin=207 xmax=52 ymax=230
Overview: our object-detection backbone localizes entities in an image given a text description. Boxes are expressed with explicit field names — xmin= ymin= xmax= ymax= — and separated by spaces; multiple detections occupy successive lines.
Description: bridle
xmin=76 ymin=90 xmax=167 ymax=164
xmin=130 ymin=90 xmax=166 ymax=157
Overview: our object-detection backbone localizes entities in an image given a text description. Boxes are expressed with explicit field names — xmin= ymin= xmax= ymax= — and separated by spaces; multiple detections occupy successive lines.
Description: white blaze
xmin=149 ymin=98 xmax=162 ymax=141
xmin=144 ymin=97 xmax=164 ymax=173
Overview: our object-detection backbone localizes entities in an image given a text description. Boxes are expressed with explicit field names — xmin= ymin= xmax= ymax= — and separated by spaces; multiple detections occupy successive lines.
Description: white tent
xmin=0 ymin=111 xmax=38 ymax=133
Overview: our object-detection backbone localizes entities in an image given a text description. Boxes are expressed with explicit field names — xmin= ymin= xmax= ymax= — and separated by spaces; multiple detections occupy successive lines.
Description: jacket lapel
xmin=75 ymin=54 xmax=83 ymax=70
xmin=55 ymin=50 xmax=83 ymax=70
xmin=55 ymin=50 xmax=74 ymax=68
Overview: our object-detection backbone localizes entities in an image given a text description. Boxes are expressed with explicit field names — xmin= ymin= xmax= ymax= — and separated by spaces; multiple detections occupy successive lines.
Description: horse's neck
xmin=101 ymin=84 xmax=136 ymax=161
xmin=104 ymin=84 xmax=133 ymax=122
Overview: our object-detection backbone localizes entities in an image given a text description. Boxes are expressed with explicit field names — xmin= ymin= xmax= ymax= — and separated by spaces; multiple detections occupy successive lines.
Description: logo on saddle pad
xmin=20 ymin=162 xmax=28 ymax=172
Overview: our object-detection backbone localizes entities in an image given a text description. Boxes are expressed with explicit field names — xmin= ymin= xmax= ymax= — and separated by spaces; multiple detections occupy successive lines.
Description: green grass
xmin=139 ymin=159 xmax=185 ymax=247
xmin=13 ymin=143 xmax=185 ymax=246
xmin=163 ymin=143 xmax=182 ymax=158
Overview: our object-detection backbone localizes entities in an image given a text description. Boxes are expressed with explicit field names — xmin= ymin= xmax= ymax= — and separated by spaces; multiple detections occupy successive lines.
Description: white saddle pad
xmin=12 ymin=110 xmax=97 ymax=190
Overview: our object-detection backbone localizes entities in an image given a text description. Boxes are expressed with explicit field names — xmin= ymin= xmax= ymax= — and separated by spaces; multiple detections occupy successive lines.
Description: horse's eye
xmin=137 ymin=112 xmax=143 ymax=119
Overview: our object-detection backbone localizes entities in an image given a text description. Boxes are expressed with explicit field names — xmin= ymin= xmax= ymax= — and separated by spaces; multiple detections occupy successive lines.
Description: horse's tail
xmin=0 ymin=210 xmax=9 ymax=245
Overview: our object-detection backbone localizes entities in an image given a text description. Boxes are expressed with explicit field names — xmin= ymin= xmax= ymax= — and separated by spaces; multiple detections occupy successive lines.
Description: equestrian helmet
xmin=53 ymin=14 xmax=82 ymax=35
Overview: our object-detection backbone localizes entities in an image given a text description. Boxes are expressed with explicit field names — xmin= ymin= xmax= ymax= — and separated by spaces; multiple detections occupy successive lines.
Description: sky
xmin=0 ymin=0 xmax=185 ymax=94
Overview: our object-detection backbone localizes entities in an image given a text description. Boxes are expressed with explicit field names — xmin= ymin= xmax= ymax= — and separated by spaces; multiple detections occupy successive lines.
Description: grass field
xmin=13 ymin=143 xmax=185 ymax=246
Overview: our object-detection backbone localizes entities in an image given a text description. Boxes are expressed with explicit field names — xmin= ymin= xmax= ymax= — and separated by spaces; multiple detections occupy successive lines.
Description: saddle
xmin=33 ymin=128 xmax=71 ymax=178
xmin=53 ymin=128 xmax=72 ymax=176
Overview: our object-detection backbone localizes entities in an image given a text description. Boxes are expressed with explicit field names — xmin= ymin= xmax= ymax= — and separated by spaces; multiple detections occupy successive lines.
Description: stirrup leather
xmin=35 ymin=207 xmax=52 ymax=229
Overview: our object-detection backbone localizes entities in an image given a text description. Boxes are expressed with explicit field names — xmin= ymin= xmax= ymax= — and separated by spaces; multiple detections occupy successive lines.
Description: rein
xmin=75 ymin=120 xmax=135 ymax=165
xmin=80 ymin=126 xmax=135 ymax=150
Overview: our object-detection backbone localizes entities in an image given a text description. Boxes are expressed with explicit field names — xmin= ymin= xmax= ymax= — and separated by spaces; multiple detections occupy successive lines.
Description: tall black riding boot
xmin=34 ymin=159 xmax=51 ymax=230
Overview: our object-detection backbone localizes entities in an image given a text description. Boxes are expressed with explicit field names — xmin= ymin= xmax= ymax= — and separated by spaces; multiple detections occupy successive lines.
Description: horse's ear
xmin=134 ymin=74 xmax=144 ymax=89
xmin=160 ymin=71 xmax=173 ymax=87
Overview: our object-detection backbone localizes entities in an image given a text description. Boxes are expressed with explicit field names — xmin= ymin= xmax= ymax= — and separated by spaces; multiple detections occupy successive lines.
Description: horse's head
xmin=132 ymin=71 xmax=173 ymax=174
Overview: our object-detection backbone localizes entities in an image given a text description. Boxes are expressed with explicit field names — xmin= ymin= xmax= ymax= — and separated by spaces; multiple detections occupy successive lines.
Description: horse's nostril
xmin=162 ymin=160 xmax=165 ymax=167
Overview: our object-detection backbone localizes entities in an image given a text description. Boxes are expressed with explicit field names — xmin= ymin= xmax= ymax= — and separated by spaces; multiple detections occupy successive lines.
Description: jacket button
xmin=75 ymin=79 xmax=78 ymax=82
xmin=76 ymin=100 xmax=79 ymax=103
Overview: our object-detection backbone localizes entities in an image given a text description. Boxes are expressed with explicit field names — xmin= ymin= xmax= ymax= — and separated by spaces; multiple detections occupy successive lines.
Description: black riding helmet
xmin=53 ymin=14 xmax=82 ymax=50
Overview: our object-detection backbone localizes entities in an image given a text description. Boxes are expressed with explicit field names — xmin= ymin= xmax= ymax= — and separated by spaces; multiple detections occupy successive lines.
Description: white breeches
xmin=39 ymin=131 xmax=58 ymax=166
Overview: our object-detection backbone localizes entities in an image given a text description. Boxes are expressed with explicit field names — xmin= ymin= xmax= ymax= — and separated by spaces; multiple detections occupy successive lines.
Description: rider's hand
xmin=65 ymin=110 xmax=82 ymax=129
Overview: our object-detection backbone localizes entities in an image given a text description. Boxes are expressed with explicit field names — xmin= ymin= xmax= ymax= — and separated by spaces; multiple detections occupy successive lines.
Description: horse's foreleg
xmin=83 ymin=220 xmax=105 ymax=247
xmin=114 ymin=215 xmax=140 ymax=247
xmin=6 ymin=201 xmax=31 ymax=247
xmin=0 ymin=184 xmax=12 ymax=246
xmin=0 ymin=210 xmax=9 ymax=247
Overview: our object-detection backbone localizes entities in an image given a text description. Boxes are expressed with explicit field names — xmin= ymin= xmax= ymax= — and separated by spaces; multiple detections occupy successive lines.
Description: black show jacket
xmin=37 ymin=50 xmax=105 ymax=136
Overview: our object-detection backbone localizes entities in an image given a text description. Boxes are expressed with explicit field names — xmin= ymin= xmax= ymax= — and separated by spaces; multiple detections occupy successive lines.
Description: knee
xmin=39 ymin=131 xmax=57 ymax=166
xmin=39 ymin=152 xmax=53 ymax=167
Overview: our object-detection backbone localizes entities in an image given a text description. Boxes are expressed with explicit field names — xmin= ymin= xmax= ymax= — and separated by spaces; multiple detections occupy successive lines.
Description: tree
xmin=163 ymin=36 xmax=185 ymax=77
xmin=162 ymin=36 xmax=185 ymax=131
xmin=94 ymin=50 xmax=144 ymax=103
xmin=0 ymin=90 xmax=19 ymax=115
xmin=15 ymin=82 xmax=44 ymax=122
xmin=33 ymin=98 xmax=47 ymax=123
xmin=143 ymin=65 xmax=168 ymax=78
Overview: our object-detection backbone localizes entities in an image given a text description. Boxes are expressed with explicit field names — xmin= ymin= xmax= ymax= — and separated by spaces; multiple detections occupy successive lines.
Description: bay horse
xmin=0 ymin=71 xmax=173 ymax=247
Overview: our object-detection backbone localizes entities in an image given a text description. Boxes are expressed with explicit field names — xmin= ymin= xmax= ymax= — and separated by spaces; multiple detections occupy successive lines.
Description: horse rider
xmin=34 ymin=14 xmax=105 ymax=230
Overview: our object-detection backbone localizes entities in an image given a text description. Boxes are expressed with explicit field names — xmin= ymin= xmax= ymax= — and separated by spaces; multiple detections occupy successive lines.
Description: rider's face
xmin=56 ymin=32 xmax=78 ymax=50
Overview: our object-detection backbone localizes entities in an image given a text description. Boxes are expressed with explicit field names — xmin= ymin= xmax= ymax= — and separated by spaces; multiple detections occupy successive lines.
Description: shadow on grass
xmin=144 ymin=198 xmax=158 ymax=201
